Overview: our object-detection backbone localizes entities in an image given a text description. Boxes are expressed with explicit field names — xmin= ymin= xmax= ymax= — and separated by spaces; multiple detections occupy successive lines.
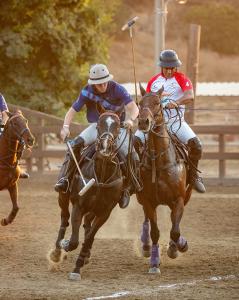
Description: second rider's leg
xmin=169 ymin=120 xmax=206 ymax=193
xmin=117 ymin=128 xmax=141 ymax=209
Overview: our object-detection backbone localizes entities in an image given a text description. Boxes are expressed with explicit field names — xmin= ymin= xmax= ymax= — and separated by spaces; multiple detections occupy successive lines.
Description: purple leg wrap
xmin=150 ymin=244 xmax=160 ymax=267
xmin=177 ymin=236 xmax=188 ymax=252
xmin=141 ymin=221 xmax=150 ymax=245
xmin=177 ymin=236 xmax=187 ymax=248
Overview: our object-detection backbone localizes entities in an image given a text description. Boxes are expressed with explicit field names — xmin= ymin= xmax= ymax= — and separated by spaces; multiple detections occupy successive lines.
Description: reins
xmin=0 ymin=113 xmax=29 ymax=169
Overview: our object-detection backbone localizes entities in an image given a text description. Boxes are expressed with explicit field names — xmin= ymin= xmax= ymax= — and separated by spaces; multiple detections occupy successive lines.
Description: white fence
xmin=122 ymin=82 xmax=239 ymax=96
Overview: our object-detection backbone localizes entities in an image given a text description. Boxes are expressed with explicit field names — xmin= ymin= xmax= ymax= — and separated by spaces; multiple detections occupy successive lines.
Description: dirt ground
xmin=0 ymin=172 xmax=238 ymax=300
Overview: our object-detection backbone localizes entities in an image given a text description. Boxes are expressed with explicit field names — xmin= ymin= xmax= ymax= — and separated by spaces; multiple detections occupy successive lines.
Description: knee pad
xmin=188 ymin=137 xmax=202 ymax=160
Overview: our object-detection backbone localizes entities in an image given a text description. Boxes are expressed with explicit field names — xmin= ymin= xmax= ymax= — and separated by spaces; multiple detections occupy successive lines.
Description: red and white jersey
xmin=146 ymin=72 xmax=193 ymax=122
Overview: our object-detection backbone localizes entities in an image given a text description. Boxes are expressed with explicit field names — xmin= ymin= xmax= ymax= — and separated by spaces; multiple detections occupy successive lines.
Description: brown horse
xmin=0 ymin=110 xmax=34 ymax=226
xmin=49 ymin=105 xmax=125 ymax=280
xmin=136 ymin=86 xmax=193 ymax=274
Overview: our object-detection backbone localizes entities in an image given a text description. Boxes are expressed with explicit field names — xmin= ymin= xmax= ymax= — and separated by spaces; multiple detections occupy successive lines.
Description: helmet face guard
xmin=158 ymin=50 xmax=182 ymax=68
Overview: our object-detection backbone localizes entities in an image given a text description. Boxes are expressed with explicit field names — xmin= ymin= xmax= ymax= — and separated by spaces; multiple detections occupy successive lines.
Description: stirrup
xmin=19 ymin=171 xmax=30 ymax=179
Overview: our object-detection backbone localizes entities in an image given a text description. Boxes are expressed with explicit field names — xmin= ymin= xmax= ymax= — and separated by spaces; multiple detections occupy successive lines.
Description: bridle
xmin=96 ymin=112 xmax=121 ymax=157
xmin=5 ymin=113 xmax=30 ymax=142
xmin=0 ymin=113 xmax=31 ymax=169
xmin=139 ymin=93 xmax=165 ymax=130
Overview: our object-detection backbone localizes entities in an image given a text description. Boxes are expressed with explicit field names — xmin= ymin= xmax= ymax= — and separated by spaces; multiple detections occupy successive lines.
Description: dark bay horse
xmin=49 ymin=105 xmax=124 ymax=280
xmin=0 ymin=111 xmax=34 ymax=225
xmin=136 ymin=86 xmax=193 ymax=274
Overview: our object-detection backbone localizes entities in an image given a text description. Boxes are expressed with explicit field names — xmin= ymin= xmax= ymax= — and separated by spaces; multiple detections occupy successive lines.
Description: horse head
xmin=5 ymin=110 xmax=35 ymax=148
xmin=96 ymin=103 xmax=122 ymax=157
xmin=138 ymin=84 xmax=165 ymax=132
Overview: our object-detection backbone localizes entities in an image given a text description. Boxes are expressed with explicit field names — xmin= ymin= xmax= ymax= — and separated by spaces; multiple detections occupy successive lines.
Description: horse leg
xmin=69 ymin=213 xmax=110 ymax=281
xmin=142 ymin=203 xmax=160 ymax=274
xmin=49 ymin=192 xmax=70 ymax=263
xmin=1 ymin=183 xmax=19 ymax=226
xmin=184 ymin=184 xmax=193 ymax=206
xmin=141 ymin=208 xmax=151 ymax=257
xmin=82 ymin=212 xmax=95 ymax=264
xmin=60 ymin=202 xmax=83 ymax=253
xmin=167 ymin=196 xmax=188 ymax=259
xmin=148 ymin=208 xmax=160 ymax=274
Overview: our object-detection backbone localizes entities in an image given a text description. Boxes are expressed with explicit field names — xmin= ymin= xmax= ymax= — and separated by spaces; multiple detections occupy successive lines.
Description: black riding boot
xmin=54 ymin=136 xmax=84 ymax=193
xmin=119 ymin=154 xmax=141 ymax=209
xmin=134 ymin=135 xmax=144 ymax=159
xmin=188 ymin=137 xmax=206 ymax=193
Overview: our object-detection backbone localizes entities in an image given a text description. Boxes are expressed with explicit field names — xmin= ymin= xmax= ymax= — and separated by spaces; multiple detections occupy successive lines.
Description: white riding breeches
xmin=135 ymin=120 xmax=196 ymax=145
xmin=77 ymin=123 xmax=137 ymax=158
xmin=79 ymin=123 xmax=98 ymax=146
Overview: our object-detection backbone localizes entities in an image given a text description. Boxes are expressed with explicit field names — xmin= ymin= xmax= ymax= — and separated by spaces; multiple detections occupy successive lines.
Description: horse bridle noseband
xmin=7 ymin=114 xmax=30 ymax=142
xmin=96 ymin=112 xmax=121 ymax=155
xmin=140 ymin=94 xmax=164 ymax=129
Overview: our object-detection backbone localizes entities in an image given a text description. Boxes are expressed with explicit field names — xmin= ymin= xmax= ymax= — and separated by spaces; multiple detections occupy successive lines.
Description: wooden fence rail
xmin=9 ymin=104 xmax=239 ymax=186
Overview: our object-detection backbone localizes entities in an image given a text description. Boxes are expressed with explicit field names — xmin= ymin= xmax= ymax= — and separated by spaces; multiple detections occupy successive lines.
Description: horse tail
xmin=184 ymin=184 xmax=193 ymax=206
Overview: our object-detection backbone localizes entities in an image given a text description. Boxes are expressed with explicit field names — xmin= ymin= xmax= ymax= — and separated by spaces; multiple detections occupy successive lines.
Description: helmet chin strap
xmin=161 ymin=67 xmax=177 ymax=78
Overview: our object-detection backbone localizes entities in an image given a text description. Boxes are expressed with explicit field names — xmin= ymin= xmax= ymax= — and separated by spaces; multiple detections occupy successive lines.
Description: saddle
xmin=168 ymin=132 xmax=189 ymax=165
xmin=75 ymin=143 xmax=141 ymax=193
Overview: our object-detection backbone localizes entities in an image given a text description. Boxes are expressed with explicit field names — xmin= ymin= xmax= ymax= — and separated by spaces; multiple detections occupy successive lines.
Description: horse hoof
xmin=178 ymin=241 xmax=188 ymax=253
xmin=49 ymin=249 xmax=61 ymax=263
xmin=167 ymin=242 xmax=178 ymax=259
xmin=142 ymin=244 xmax=151 ymax=258
xmin=68 ymin=272 xmax=81 ymax=281
xmin=1 ymin=219 xmax=7 ymax=226
xmin=148 ymin=266 xmax=161 ymax=274
xmin=60 ymin=239 xmax=69 ymax=250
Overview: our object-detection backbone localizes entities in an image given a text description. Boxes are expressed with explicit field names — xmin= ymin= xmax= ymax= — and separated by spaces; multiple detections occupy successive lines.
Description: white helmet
xmin=88 ymin=64 xmax=113 ymax=85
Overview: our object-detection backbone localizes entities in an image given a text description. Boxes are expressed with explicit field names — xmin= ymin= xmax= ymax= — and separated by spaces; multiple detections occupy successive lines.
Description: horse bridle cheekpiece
xmin=96 ymin=112 xmax=120 ymax=154
xmin=140 ymin=93 xmax=163 ymax=127
xmin=8 ymin=113 xmax=30 ymax=141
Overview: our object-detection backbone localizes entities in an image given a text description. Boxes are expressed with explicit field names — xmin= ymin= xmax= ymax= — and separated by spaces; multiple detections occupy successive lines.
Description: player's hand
xmin=60 ymin=126 xmax=70 ymax=141
xmin=123 ymin=119 xmax=134 ymax=129
xmin=165 ymin=101 xmax=178 ymax=109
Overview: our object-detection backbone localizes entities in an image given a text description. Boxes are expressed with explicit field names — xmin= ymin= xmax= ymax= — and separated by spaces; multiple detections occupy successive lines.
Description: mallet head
xmin=121 ymin=16 xmax=139 ymax=31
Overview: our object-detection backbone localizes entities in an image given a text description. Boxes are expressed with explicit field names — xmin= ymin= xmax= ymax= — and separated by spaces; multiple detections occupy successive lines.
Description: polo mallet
xmin=122 ymin=16 xmax=139 ymax=105
xmin=66 ymin=140 xmax=95 ymax=196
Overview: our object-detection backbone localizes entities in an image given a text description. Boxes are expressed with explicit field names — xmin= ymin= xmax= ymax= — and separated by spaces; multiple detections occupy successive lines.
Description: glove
xmin=60 ymin=125 xmax=70 ymax=141
xmin=165 ymin=101 xmax=178 ymax=109
xmin=123 ymin=119 xmax=134 ymax=129
xmin=161 ymin=97 xmax=171 ymax=108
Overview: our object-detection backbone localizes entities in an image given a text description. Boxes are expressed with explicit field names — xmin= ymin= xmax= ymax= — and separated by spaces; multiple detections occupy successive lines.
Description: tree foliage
xmin=0 ymin=0 xmax=119 ymax=115
xmin=184 ymin=2 xmax=239 ymax=55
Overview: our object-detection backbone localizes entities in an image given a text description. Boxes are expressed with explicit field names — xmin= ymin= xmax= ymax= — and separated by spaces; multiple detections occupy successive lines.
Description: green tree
xmin=184 ymin=2 xmax=239 ymax=55
xmin=0 ymin=0 xmax=119 ymax=115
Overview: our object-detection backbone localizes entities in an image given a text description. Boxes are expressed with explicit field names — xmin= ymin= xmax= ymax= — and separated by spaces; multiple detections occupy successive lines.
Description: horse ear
xmin=139 ymin=82 xmax=146 ymax=96
xmin=6 ymin=111 xmax=13 ymax=118
xmin=15 ymin=109 xmax=22 ymax=115
xmin=157 ymin=86 xmax=164 ymax=96
xmin=96 ymin=102 xmax=106 ymax=115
